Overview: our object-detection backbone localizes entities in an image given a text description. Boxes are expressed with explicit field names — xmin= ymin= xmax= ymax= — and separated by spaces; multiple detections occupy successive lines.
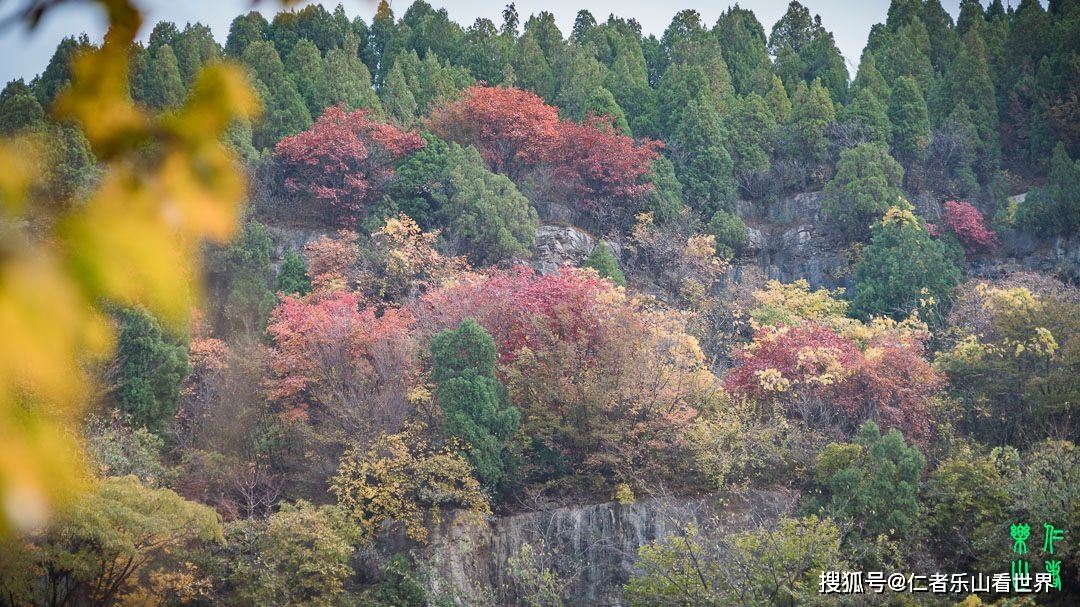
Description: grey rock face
xmin=529 ymin=225 xmax=596 ymax=275
xmin=402 ymin=490 xmax=795 ymax=606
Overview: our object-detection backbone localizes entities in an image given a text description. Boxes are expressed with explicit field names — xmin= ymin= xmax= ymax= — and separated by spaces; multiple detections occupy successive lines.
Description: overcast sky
xmin=0 ymin=1 xmax=1003 ymax=87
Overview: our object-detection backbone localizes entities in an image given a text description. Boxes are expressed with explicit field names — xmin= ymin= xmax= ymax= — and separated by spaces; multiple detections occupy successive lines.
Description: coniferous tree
xmin=603 ymin=36 xmax=657 ymax=137
xmin=582 ymin=242 xmax=626 ymax=286
xmin=1018 ymin=144 xmax=1080 ymax=236
xmin=242 ymin=40 xmax=312 ymax=149
xmin=712 ymin=6 xmax=772 ymax=96
xmin=285 ymin=39 xmax=325 ymax=118
xmin=512 ymin=31 xmax=556 ymax=101
xmin=948 ymin=25 xmax=1000 ymax=183
xmin=668 ymin=97 xmax=735 ymax=219
xmin=381 ymin=61 xmax=418 ymax=126
xmin=887 ymin=75 xmax=930 ymax=184
xmin=851 ymin=207 xmax=963 ymax=321
xmin=783 ymin=78 xmax=835 ymax=187
xmin=317 ymin=43 xmax=382 ymax=114
xmin=224 ymin=11 xmax=269 ymax=58
xmin=276 ymin=249 xmax=312 ymax=296
xmin=0 ymin=79 xmax=45 ymax=134
xmin=822 ymin=143 xmax=905 ymax=241
xmin=431 ymin=319 xmax=520 ymax=489
xmin=112 ymin=307 xmax=189 ymax=432
xmin=172 ymin=23 xmax=221 ymax=87
xmin=850 ymin=50 xmax=890 ymax=106
xmin=462 ymin=18 xmax=510 ymax=85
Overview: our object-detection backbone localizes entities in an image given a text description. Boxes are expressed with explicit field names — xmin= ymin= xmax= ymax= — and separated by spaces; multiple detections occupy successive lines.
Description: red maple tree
xmin=428 ymin=86 xmax=661 ymax=223
xmin=427 ymin=86 xmax=560 ymax=180
xmin=274 ymin=104 xmax=424 ymax=225
xmin=940 ymin=200 xmax=998 ymax=252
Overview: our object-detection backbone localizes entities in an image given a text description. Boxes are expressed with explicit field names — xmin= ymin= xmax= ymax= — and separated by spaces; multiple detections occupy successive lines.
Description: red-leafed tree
xmin=266 ymin=290 xmax=417 ymax=465
xmin=723 ymin=322 xmax=941 ymax=443
xmin=544 ymin=115 xmax=662 ymax=222
xmin=428 ymin=86 xmax=661 ymax=225
xmin=427 ymin=86 xmax=560 ymax=180
xmin=274 ymin=104 xmax=424 ymax=225
xmin=940 ymin=200 xmax=998 ymax=252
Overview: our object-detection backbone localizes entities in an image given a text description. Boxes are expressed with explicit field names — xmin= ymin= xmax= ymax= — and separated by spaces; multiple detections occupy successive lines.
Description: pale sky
xmin=0 ymin=1 xmax=1006 ymax=87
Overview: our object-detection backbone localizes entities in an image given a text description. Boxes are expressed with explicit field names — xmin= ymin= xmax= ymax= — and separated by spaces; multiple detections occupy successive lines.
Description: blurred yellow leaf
xmin=0 ymin=0 xmax=260 ymax=534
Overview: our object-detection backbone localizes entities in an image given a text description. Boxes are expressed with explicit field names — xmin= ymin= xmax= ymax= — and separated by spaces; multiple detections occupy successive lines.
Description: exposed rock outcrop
xmin=528 ymin=225 xmax=596 ymax=275
xmin=390 ymin=490 xmax=796 ymax=606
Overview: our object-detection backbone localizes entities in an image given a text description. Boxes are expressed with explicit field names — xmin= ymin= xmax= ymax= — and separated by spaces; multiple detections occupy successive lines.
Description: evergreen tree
xmin=821 ymin=143 xmax=905 ymax=241
xmin=276 ymin=249 xmax=312 ymax=296
xmin=403 ymin=1 xmax=464 ymax=63
xmin=668 ymin=97 xmax=735 ymax=219
xmin=388 ymin=136 xmax=538 ymax=265
xmin=0 ymin=79 xmax=45 ymax=134
xmin=782 ymin=78 xmax=835 ymax=187
xmin=887 ymin=76 xmax=930 ymax=182
xmin=381 ymin=61 xmax=418 ymax=126
xmin=512 ymin=31 xmax=556 ymax=101
xmin=242 ymin=41 xmax=312 ymax=149
xmin=920 ymin=0 xmax=959 ymax=73
xmin=207 ymin=221 xmax=277 ymax=337
xmin=874 ymin=19 xmax=935 ymax=101
xmin=728 ymin=93 xmax=776 ymax=199
xmin=581 ymin=87 xmax=630 ymax=135
xmin=36 ymin=35 xmax=92 ymax=107
xmin=285 ymin=39 xmax=325 ymax=118
xmin=369 ymin=0 xmax=408 ymax=87
xmin=1017 ymin=144 xmax=1080 ymax=236
xmin=838 ymin=88 xmax=892 ymax=147
xmin=112 ymin=307 xmax=189 ymax=432
xmin=581 ymin=242 xmax=626 ymax=287
xmin=224 ymin=11 xmax=269 ymax=58
xmin=808 ymin=421 xmax=925 ymax=564
xmin=851 ymin=206 xmax=963 ymax=321
xmin=641 ymin=155 xmax=686 ymax=223
xmin=172 ymin=23 xmax=221 ymax=88
xmin=706 ymin=209 xmax=749 ymax=259
xmin=656 ymin=63 xmax=713 ymax=140
xmin=712 ymin=6 xmax=772 ymax=96
xmin=948 ymin=25 xmax=1000 ymax=182
xmin=317 ymin=44 xmax=382 ymax=114
xmin=765 ymin=74 xmax=793 ymax=124
xmin=136 ymin=44 xmax=186 ymax=110
xmin=768 ymin=1 xmax=848 ymax=103
xmin=431 ymin=319 xmax=520 ymax=488
xmin=571 ymin=10 xmax=598 ymax=45
xmin=850 ymin=50 xmax=890 ymax=106
xmin=462 ymin=18 xmax=510 ymax=85
xmin=603 ymin=36 xmax=657 ymax=137
xmin=554 ymin=45 xmax=606 ymax=121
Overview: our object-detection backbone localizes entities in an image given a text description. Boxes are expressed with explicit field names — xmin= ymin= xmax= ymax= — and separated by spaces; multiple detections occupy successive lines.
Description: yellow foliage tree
xmin=330 ymin=429 xmax=490 ymax=543
xmin=0 ymin=0 xmax=260 ymax=533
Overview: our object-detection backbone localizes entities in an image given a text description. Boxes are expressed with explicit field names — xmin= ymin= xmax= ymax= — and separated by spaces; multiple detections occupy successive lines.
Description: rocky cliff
xmin=385 ymin=490 xmax=795 ymax=606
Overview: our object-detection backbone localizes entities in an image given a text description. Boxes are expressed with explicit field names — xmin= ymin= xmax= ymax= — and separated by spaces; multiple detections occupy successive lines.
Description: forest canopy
xmin=2 ymin=0 xmax=1080 ymax=604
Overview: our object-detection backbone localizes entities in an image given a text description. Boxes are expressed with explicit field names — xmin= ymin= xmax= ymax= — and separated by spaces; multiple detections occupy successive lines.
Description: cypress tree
xmin=431 ymin=319 xmax=520 ymax=488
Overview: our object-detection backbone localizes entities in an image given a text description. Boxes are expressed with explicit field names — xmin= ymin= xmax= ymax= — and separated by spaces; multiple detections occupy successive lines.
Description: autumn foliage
xmin=937 ymin=200 xmax=998 ymax=252
xmin=724 ymin=322 xmax=942 ymax=443
xmin=266 ymin=290 xmax=417 ymax=446
xmin=427 ymin=86 xmax=560 ymax=179
xmin=417 ymin=267 xmax=716 ymax=491
xmin=428 ymin=86 xmax=661 ymax=222
xmin=274 ymin=104 xmax=424 ymax=224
